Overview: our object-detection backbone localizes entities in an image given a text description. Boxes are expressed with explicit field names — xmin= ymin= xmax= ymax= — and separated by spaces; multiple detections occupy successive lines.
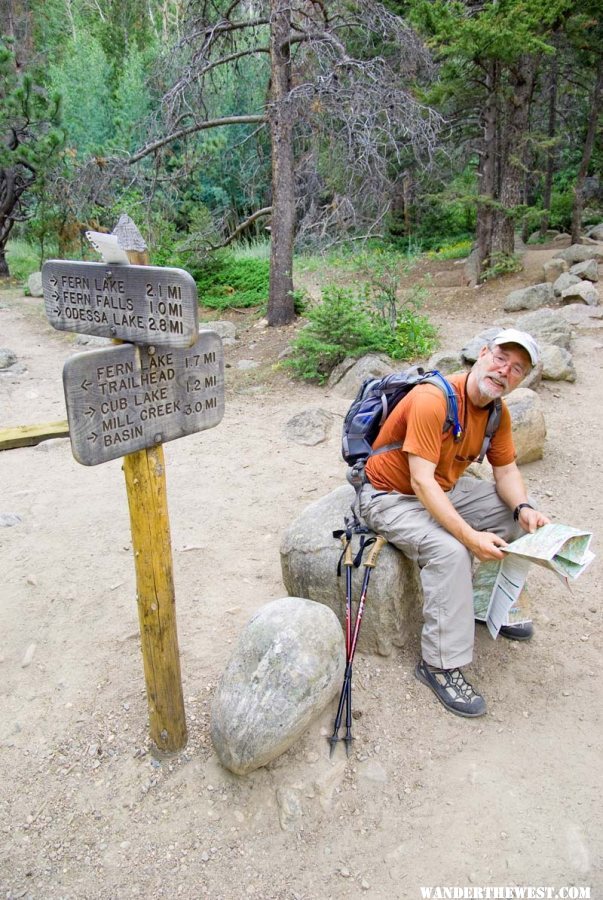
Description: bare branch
xmin=125 ymin=115 xmax=268 ymax=164
xmin=203 ymin=206 xmax=272 ymax=250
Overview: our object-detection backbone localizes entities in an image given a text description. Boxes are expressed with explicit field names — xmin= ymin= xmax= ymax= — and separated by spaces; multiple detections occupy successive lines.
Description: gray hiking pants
xmin=358 ymin=477 xmax=524 ymax=669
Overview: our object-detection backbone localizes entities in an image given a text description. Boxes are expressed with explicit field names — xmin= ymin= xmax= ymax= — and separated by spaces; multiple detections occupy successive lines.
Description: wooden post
xmin=118 ymin=218 xmax=187 ymax=753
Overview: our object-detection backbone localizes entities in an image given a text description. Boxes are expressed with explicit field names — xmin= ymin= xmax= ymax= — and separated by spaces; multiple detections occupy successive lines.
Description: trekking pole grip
xmin=365 ymin=534 xmax=387 ymax=568
xmin=341 ymin=535 xmax=354 ymax=567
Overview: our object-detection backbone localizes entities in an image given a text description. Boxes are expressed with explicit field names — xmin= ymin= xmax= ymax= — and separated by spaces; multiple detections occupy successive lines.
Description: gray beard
xmin=476 ymin=373 xmax=509 ymax=400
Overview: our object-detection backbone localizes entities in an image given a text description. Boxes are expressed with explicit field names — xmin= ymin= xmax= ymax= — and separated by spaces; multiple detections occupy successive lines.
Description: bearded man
xmin=358 ymin=329 xmax=550 ymax=717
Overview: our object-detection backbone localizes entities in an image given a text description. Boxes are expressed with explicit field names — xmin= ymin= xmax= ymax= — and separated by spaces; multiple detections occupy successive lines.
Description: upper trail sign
xmin=42 ymin=259 xmax=199 ymax=348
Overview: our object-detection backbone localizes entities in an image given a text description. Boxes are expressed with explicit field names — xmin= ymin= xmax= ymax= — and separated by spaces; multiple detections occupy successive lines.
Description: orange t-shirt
xmin=365 ymin=373 xmax=516 ymax=494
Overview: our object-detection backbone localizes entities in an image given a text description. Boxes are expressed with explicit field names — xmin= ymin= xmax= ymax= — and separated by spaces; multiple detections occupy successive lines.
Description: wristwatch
xmin=513 ymin=503 xmax=534 ymax=521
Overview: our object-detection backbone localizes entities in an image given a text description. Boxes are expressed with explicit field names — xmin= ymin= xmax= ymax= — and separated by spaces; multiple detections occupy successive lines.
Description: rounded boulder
xmin=211 ymin=597 xmax=345 ymax=775
xmin=281 ymin=485 xmax=422 ymax=657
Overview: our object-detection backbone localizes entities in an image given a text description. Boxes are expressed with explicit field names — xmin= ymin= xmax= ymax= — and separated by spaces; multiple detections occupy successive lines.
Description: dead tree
xmin=116 ymin=0 xmax=440 ymax=325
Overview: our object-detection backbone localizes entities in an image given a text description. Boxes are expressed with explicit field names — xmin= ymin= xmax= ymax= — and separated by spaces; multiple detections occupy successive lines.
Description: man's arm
xmin=408 ymin=454 xmax=508 ymax=561
xmin=492 ymin=461 xmax=551 ymax=533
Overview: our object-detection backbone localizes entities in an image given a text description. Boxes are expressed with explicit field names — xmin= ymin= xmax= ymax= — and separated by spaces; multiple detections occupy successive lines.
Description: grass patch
xmin=5 ymin=240 xmax=41 ymax=282
xmin=426 ymin=238 xmax=473 ymax=260
xmin=294 ymin=241 xmax=421 ymax=278
xmin=229 ymin=238 xmax=271 ymax=261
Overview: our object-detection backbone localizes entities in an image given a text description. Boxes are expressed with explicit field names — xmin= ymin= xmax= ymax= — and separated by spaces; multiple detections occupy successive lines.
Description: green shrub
xmin=285 ymin=284 xmax=438 ymax=383
xmin=481 ymin=252 xmax=523 ymax=282
xmin=548 ymin=189 xmax=574 ymax=231
xmin=184 ymin=252 xmax=270 ymax=309
xmin=394 ymin=289 xmax=439 ymax=359
xmin=285 ymin=286 xmax=377 ymax=381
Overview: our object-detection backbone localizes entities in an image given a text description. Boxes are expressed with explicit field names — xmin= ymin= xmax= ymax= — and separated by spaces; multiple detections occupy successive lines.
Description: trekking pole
xmin=329 ymin=534 xmax=387 ymax=757
xmin=342 ymin=535 xmax=354 ymax=755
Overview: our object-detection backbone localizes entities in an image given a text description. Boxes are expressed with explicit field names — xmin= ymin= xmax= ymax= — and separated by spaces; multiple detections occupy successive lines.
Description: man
xmin=358 ymin=329 xmax=550 ymax=718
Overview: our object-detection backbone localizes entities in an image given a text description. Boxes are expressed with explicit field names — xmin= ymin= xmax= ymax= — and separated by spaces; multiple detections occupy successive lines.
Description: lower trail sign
xmin=63 ymin=331 xmax=224 ymax=465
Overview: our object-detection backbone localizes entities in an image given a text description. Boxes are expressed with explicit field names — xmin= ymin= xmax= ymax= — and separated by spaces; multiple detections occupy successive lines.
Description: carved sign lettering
xmin=43 ymin=260 xmax=198 ymax=347
xmin=63 ymin=331 xmax=224 ymax=465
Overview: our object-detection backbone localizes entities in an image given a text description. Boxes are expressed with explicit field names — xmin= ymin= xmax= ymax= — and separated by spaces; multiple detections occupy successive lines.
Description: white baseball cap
xmin=491 ymin=329 xmax=540 ymax=367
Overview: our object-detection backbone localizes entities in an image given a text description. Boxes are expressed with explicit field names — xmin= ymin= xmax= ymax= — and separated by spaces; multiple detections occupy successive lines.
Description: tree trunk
xmin=267 ymin=0 xmax=295 ymax=326
xmin=0 ymin=244 xmax=9 ymax=277
xmin=540 ymin=51 xmax=558 ymax=237
xmin=571 ymin=58 xmax=603 ymax=244
xmin=491 ymin=56 xmax=537 ymax=259
xmin=0 ymin=170 xmax=18 ymax=277
xmin=475 ymin=61 xmax=498 ymax=281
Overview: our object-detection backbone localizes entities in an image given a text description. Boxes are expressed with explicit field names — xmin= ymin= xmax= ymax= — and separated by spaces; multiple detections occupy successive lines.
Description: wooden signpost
xmin=43 ymin=218 xmax=224 ymax=753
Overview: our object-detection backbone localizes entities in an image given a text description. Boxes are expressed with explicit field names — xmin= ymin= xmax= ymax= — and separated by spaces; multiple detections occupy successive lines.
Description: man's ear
xmin=477 ymin=344 xmax=490 ymax=360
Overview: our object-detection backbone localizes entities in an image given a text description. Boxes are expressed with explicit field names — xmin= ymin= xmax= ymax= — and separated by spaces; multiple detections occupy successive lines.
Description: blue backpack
xmin=342 ymin=366 xmax=501 ymax=470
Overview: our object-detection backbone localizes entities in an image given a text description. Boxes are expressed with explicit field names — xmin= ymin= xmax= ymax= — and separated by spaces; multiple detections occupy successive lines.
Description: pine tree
xmin=0 ymin=35 xmax=62 ymax=276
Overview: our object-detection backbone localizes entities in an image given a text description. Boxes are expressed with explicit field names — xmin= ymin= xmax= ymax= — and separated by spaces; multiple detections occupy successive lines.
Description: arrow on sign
xmin=87 ymin=432 xmax=98 ymax=443
xmin=84 ymin=406 xmax=96 ymax=418
xmin=81 ymin=379 xmax=92 ymax=391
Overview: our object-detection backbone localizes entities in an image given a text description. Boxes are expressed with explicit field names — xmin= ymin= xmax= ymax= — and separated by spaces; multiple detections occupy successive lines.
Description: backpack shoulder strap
xmin=476 ymin=399 xmax=502 ymax=463
xmin=419 ymin=372 xmax=463 ymax=441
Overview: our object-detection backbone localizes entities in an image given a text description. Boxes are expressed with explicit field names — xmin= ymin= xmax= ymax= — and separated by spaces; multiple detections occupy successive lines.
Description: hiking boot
xmin=414 ymin=659 xmax=487 ymax=718
xmin=499 ymin=621 xmax=533 ymax=641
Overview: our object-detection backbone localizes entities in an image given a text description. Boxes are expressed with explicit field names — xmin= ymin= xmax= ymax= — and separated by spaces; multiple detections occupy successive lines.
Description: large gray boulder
xmin=211 ymin=597 xmax=345 ymax=775
xmin=427 ymin=350 xmax=466 ymax=374
xmin=588 ymin=224 xmax=603 ymax=241
xmin=553 ymin=272 xmax=581 ymax=297
xmin=569 ymin=259 xmax=598 ymax=283
xmin=505 ymin=388 xmax=546 ymax=463
xmin=460 ymin=328 xmax=500 ymax=363
xmin=284 ymin=408 xmax=333 ymax=446
xmin=515 ymin=309 xmax=573 ymax=350
xmin=463 ymin=247 xmax=480 ymax=287
xmin=543 ymin=258 xmax=568 ymax=283
xmin=281 ymin=485 xmax=422 ymax=657
xmin=530 ymin=229 xmax=559 ymax=244
xmin=0 ymin=348 xmax=17 ymax=369
xmin=27 ymin=272 xmax=43 ymax=297
xmin=503 ymin=283 xmax=555 ymax=312
xmin=200 ymin=320 xmax=237 ymax=345
xmin=556 ymin=304 xmax=603 ymax=330
xmin=540 ymin=345 xmax=576 ymax=382
xmin=328 ymin=354 xmax=395 ymax=398
xmin=554 ymin=243 xmax=603 ymax=265
xmin=560 ymin=280 xmax=600 ymax=306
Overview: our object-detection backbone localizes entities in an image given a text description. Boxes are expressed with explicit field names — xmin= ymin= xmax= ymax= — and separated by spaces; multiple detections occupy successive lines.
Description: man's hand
xmin=519 ymin=506 xmax=551 ymax=534
xmin=466 ymin=530 xmax=508 ymax=561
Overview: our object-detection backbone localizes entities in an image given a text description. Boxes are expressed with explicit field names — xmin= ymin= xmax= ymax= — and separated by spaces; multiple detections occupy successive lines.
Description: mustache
xmin=478 ymin=373 xmax=509 ymax=395
xmin=487 ymin=374 xmax=508 ymax=390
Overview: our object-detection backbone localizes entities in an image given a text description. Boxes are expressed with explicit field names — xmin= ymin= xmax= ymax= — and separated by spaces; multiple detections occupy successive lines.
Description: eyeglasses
xmin=490 ymin=349 xmax=528 ymax=379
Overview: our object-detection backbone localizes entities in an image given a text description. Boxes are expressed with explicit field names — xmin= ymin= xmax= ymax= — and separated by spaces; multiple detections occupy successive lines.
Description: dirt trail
xmin=0 ymin=246 xmax=601 ymax=899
